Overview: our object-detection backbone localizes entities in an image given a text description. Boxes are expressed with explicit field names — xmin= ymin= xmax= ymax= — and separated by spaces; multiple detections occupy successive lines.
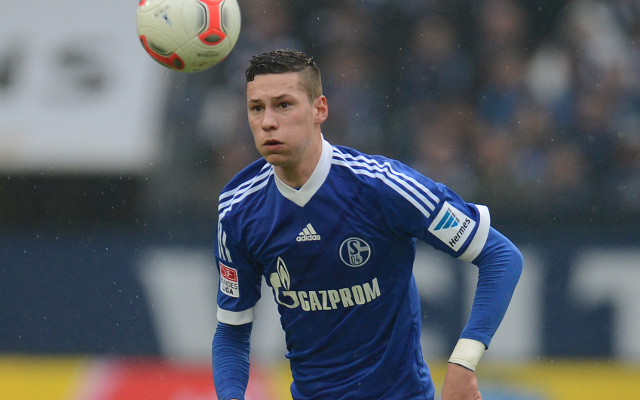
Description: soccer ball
xmin=136 ymin=0 xmax=241 ymax=73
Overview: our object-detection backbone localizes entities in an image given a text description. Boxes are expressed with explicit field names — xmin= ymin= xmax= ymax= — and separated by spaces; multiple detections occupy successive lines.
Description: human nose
xmin=261 ymin=106 xmax=278 ymax=131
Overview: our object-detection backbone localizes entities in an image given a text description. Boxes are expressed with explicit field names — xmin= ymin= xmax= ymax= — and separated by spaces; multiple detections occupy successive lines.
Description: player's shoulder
xmin=218 ymin=157 xmax=273 ymax=218
xmin=331 ymin=145 xmax=391 ymax=173
xmin=329 ymin=143 xmax=445 ymax=209
xmin=330 ymin=144 xmax=428 ymax=186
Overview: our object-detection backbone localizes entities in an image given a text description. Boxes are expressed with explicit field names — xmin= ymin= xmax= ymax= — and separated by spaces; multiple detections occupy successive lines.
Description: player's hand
xmin=441 ymin=362 xmax=482 ymax=400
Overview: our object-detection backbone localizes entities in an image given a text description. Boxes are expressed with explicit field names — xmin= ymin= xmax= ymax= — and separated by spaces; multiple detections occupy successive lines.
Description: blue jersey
xmin=215 ymin=140 xmax=491 ymax=400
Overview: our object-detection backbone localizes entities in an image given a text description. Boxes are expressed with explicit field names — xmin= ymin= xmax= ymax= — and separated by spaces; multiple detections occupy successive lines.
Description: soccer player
xmin=212 ymin=49 xmax=523 ymax=400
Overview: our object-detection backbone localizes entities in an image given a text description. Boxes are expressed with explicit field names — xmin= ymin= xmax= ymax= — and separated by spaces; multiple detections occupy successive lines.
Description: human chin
xmin=260 ymin=151 xmax=288 ymax=166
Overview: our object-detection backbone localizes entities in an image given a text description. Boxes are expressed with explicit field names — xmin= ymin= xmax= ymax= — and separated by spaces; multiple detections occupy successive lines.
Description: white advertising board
xmin=0 ymin=0 xmax=167 ymax=173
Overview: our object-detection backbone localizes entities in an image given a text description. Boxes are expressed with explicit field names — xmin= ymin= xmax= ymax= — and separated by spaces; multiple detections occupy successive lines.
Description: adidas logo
xmin=296 ymin=223 xmax=321 ymax=242
xmin=433 ymin=208 xmax=460 ymax=231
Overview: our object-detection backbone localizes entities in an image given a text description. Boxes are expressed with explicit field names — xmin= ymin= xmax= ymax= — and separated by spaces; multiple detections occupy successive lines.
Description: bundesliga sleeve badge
xmin=219 ymin=262 xmax=239 ymax=297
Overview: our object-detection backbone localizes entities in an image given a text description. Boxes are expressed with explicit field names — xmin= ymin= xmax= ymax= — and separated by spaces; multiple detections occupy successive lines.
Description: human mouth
xmin=263 ymin=139 xmax=284 ymax=151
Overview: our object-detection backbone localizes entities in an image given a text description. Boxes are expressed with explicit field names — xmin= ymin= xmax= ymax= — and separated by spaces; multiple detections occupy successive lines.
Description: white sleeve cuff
xmin=458 ymin=205 xmax=491 ymax=263
xmin=217 ymin=306 xmax=257 ymax=325
xmin=448 ymin=338 xmax=486 ymax=371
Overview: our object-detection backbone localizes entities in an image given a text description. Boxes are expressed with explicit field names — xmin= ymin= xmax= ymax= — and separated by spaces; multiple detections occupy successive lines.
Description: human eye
xmin=249 ymin=104 xmax=263 ymax=112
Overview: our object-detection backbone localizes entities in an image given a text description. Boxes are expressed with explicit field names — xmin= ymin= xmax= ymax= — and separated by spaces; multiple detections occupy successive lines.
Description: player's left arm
xmin=442 ymin=226 xmax=523 ymax=399
xmin=442 ymin=362 xmax=482 ymax=400
xmin=371 ymin=158 xmax=522 ymax=363
xmin=455 ymin=226 xmax=523 ymax=364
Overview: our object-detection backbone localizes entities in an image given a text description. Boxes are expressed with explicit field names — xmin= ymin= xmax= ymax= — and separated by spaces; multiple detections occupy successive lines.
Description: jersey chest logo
xmin=296 ymin=223 xmax=321 ymax=242
xmin=339 ymin=237 xmax=371 ymax=267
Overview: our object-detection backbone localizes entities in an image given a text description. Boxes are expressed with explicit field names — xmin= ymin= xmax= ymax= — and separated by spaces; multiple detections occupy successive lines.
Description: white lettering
xmin=363 ymin=278 xmax=380 ymax=302
xmin=271 ymin=278 xmax=382 ymax=312
xmin=340 ymin=288 xmax=354 ymax=307
xmin=319 ymin=290 xmax=330 ymax=310
xmin=309 ymin=291 xmax=322 ymax=311
xmin=298 ymin=291 xmax=310 ymax=311
xmin=352 ymin=285 xmax=365 ymax=305
xmin=296 ymin=235 xmax=321 ymax=242
xmin=328 ymin=290 xmax=340 ymax=309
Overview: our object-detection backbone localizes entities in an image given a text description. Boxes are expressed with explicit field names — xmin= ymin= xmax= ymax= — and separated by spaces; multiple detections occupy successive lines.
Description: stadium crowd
xmin=148 ymin=0 xmax=640 ymax=228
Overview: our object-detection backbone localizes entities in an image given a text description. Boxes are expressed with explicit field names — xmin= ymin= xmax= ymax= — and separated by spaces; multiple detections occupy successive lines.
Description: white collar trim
xmin=273 ymin=139 xmax=333 ymax=207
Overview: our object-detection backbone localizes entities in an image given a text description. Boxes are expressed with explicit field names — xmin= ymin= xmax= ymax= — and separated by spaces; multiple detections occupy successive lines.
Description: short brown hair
xmin=246 ymin=49 xmax=323 ymax=102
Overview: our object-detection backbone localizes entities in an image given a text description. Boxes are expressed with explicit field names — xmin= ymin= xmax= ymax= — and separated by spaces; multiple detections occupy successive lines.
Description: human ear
xmin=314 ymin=95 xmax=328 ymax=124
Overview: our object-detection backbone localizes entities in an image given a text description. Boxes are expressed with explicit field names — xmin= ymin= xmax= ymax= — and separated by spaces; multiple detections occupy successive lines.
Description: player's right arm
xmin=212 ymin=321 xmax=252 ymax=400
xmin=213 ymin=182 xmax=265 ymax=400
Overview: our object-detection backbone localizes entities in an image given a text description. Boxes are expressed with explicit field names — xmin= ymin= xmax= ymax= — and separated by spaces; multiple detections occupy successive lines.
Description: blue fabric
xmin=461 ymin=227 xmax=523 ymax=347
xmin=212 ymin=322 xmax=252 ymax=400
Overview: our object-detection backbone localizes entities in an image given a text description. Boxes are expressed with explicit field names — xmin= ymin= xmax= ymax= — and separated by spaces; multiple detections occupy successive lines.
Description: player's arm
xmin=442 ymin=226 xmax=522 ymax=399
xmin=212 ymin=321 xmax=252 ymax=400
xmin=380 ymin=162 xmax=522 ymax=357
xmin=453 ymin=226 xmax=522 ymax=365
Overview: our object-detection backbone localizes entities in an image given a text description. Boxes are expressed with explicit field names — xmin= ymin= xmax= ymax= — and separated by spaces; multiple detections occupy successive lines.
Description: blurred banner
xmin=2 ymin=229 xmax=640 ymax=362
xmin=0 ymin=0 xmax=166 ymax=173
xmin=1 ymin=356 xmax=639 ymax=400
xmin=0 ymin=356 xmax=275 ymax=400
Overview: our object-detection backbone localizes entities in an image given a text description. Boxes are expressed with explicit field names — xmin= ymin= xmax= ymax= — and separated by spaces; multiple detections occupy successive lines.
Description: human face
xmin=247 ymin=72 xmax=327 ymax=186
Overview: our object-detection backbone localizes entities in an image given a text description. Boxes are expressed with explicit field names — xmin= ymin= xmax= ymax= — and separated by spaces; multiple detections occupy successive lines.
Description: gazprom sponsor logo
xmin=428 ymin=202 xmax=476 ymax=251
xmin=269 ymin=257 xmax=381 ymax=311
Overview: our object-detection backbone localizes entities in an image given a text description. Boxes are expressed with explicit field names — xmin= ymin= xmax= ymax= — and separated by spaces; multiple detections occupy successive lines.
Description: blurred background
xmin=1 ymin=0 xmax=640 ymax=399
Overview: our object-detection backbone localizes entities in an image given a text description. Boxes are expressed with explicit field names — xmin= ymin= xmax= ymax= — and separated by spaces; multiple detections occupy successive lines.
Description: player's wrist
xmin=448 ymin=338 xmax=485 ymax=372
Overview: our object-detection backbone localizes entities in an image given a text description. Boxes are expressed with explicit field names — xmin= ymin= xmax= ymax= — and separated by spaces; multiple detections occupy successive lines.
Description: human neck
xmin=274 ymin=139 xmax=323 ymax=189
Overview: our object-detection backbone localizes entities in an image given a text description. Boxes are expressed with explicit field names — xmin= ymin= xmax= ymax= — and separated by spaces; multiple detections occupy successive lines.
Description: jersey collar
xmin=273 ymin=139 xmax=333 ymax=207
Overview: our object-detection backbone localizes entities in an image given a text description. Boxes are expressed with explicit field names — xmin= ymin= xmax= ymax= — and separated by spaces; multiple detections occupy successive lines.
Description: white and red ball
xmin=137 ymin=0 xmax=241 ymax=73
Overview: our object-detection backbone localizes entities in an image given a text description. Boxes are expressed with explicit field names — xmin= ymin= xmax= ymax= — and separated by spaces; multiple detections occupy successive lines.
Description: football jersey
xmin=215 ymin=139 xmax=491 ymax=400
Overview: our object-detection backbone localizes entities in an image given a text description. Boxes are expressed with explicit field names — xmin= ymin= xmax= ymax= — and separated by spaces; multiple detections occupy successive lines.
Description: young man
xmin=212 ymin=49 xmax=523 ymax=400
